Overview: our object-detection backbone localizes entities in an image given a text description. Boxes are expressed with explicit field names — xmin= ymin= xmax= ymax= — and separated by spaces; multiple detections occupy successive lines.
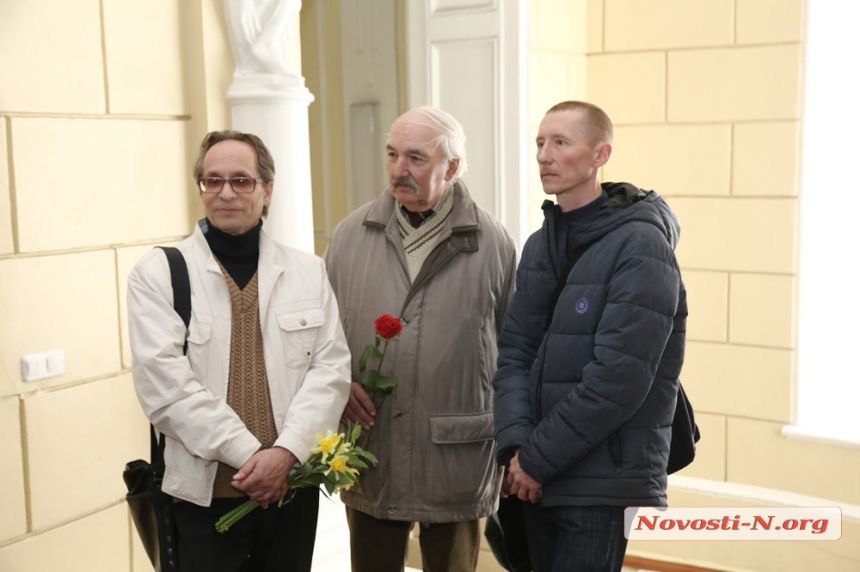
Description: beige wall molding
xmin=782 ymin=425 xmax=860 ymax=452
xmin=669 ymin=475 xmax=860 ymax=524
xmin=624 ymin=555 xmax=724 ymax=572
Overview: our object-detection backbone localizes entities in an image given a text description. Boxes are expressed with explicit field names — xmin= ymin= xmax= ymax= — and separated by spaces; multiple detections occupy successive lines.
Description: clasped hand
xmin=505 ymin=451 xmax=543 ymax=504
xmin=231 ymin=447 xmax=296 ymax=508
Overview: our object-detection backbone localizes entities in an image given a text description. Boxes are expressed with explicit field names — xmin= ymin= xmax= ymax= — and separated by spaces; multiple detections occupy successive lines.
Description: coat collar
xmin=192 ymin=219 xmax=283 ymax=314
xmin=362 ymin=180 xmax=482 ymax=234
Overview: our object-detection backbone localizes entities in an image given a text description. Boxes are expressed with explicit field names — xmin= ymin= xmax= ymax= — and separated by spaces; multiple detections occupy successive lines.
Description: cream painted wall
xmin=0 ymin=0 xmax=278 ymax=569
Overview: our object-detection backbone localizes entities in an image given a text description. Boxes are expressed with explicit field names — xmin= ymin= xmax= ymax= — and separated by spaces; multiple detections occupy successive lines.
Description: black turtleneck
xmin=555 ymin=191 xmax=608 ymax=268
xmin=201 ymin=219 xmax=261 ymax=289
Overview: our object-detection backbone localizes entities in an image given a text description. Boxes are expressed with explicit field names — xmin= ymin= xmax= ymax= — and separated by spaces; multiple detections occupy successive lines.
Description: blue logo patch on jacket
xmin=575 ymin=298 xmax=589 ymax=314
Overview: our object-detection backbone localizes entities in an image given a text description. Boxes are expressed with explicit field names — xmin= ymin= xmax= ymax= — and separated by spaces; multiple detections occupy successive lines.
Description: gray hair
xmin=402 ymin=106 xmax=468 ymax=180
xmin=193 ymin=130 xmax=275 ymax=217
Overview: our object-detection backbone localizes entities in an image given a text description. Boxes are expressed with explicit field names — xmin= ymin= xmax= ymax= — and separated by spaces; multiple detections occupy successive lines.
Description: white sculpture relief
xmin=224 ymin=0 xmax=302 ymax=79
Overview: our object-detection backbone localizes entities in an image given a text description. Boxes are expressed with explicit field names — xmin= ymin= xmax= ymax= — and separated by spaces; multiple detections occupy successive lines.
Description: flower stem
xmin=377 ymin=339 xmax=390 ymax=371
xmin=215 ymin=499 xmax=260 ymax=533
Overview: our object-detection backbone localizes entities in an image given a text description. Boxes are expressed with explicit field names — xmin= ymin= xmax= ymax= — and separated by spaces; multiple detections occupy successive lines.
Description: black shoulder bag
xmin=123 ymin=246 xmax=189 ymax=572
xmin=667 ymin=382 xmax=700 ymax=474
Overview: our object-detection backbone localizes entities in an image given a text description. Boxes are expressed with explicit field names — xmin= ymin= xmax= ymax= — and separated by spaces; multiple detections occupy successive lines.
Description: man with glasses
xmin=127 ymin=130 xmax=351 ymax=571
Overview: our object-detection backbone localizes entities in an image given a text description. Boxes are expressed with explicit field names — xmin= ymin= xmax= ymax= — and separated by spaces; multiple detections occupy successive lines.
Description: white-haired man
xmin=324 ymin=107 xmax=517 ymax=571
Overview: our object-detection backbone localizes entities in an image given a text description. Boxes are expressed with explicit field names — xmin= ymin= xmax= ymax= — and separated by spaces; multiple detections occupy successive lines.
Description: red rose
xmin=374 ymin=314 xmax=403 ymax=340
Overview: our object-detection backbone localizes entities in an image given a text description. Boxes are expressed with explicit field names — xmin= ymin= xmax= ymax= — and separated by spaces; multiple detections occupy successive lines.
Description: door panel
xmin=434 ymin=38 xmax=498 ymax=213
xmin=407 ymin=0 xmax=528 ymax=245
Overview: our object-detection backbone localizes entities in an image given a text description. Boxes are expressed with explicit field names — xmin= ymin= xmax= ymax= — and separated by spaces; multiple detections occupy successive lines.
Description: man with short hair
xmin=128 ymin=130 xmax=351 ymax=571
xmin=324 ymin=107 xmax=517 ymax=572
xmin=493 ymin=101 xmax=687 ymax=571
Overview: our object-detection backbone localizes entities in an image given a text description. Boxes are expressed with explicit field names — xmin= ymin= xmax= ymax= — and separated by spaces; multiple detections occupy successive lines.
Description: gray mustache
xmin=392 ymin=177 xmax=420 ymax=194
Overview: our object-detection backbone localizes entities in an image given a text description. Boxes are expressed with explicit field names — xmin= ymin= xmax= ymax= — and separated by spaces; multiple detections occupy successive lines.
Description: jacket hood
xmin=542 ymin=182 xmax=681 ymax=250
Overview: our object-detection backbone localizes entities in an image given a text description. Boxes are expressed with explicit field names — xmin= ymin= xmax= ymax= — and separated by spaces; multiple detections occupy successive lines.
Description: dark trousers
xmin=345 ymin=506 xmax=480 ymax=572
xmin=522 ymin=504 xmax=628 ymax=572
xmin=172 ymin=488 xmax=320 ymax=572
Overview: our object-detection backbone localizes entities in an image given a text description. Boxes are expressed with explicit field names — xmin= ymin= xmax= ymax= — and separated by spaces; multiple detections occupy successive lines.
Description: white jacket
xmin=127 ymin=222 xmax=351 ymax=506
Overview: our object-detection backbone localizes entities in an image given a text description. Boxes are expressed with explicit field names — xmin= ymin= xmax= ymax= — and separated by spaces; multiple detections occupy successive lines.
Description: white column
xmin=223 ymin=0 xmax=316 ymax=253
xmin=228 ymin=77 xmax=315 ymax=253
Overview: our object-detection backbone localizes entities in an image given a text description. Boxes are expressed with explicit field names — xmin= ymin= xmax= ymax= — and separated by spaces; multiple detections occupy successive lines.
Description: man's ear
xmin=263 ymin=181 xmax=274 ymax=205
xmin=444 ymin=158 xmax=460 ymax=181
xmin=594 ymin=143 xmax=612 ymax=168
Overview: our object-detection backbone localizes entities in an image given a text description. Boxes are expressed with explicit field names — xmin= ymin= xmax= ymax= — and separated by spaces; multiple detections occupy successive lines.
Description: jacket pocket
xmin=187 ymin=319 xmax=211 ymax=344
xmin=424 ymin=411 xmax=499 ymax=507
xmin=277 ymin=308 xmax=325 ymax=368
xmin=429 ymin=411 xmax=494 ymax=444
xmin=186 ymin=317 xmax=212 ymax=384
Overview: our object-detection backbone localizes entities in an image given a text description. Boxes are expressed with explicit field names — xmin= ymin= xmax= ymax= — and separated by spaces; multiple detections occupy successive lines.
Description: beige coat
xmin=128 ymin=223 xmax=351 ymax=506
xmin=324 ymin=183 xmax=517 ymax=523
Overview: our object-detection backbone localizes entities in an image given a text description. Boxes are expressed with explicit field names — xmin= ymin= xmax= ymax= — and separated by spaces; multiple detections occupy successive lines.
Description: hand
xmin=232 ymin=447 xmax=296 ymax=508
xmin=340 ymin=382 xmax=376 ymax=430
xmin=500 ymin=466 xmax=513 ymax=499
xmin=508 ymin=451 xmax=542 ymax=504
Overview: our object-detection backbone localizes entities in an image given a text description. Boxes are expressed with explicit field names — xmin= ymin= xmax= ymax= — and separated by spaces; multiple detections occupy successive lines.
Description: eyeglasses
xmin=198 ymin=177 xmax=264 ymax=194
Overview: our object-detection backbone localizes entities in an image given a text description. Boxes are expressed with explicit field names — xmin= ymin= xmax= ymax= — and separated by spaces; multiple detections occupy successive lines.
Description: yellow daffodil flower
xmin=215 ymin=423 xmax=376 ymax=534
xmin=310 ymin=430 xmax=342 ymax=460
xmin=328 ymin=455 xmax=347 ymax=473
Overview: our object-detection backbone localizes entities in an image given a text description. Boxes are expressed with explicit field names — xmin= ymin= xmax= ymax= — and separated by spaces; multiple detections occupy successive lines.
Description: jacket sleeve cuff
xmin=273 ymin=433 xmax=311 ymax=465
xmin=495 ymin=424 xmax=533 ymax=464
xmin=497 ymin=448 xmax=516 ymax=467
xmin=220 ymin=433 xmax=262 ymax=469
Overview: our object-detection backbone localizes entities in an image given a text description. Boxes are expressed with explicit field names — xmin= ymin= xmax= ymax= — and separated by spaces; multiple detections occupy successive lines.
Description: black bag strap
xmin=150 ymin=246 xmax=191 ymax=472
xmin=157 ymin=246 xmax=192 ymax=333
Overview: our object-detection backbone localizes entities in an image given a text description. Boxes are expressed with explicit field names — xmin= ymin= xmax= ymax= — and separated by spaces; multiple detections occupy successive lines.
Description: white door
xmin=407 ymin=0 xmax=528 ymax=246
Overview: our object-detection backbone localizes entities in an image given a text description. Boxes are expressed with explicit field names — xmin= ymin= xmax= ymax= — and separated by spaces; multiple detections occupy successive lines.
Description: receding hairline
xmin=390 ymin=112 xmax=441 ymax=145
xmin=545 ymin=101 xmax=614 ymax=145
xmin=385 ymin=107 xmax=469 ymax=180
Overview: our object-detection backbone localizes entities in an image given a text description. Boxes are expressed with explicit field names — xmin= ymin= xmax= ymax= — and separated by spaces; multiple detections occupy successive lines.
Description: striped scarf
xmin=395 ymin=185 xmax=455 ymax=281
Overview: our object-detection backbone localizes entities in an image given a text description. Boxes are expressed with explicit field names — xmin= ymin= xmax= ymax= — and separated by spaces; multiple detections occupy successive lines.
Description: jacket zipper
xmin=609 ymin=433 xmax=623 ymax=474
xmin=536 ymin=223 xmax=573 ymax=420
xmin=534 ymin=342 xmax=550 ymax=420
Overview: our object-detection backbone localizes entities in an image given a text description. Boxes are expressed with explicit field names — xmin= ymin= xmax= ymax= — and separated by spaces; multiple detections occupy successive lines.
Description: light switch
xmin=21 ymin=349 xmax=65 ymax=382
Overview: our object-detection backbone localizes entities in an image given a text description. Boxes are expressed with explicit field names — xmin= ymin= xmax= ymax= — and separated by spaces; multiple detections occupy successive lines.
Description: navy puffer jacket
xmin=493 ymin=182 xmax=687 ymax=507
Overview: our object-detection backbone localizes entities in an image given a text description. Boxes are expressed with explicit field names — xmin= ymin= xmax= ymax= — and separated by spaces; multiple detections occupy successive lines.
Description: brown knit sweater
xmin=212 ymin=270 xmax=278 ymax=498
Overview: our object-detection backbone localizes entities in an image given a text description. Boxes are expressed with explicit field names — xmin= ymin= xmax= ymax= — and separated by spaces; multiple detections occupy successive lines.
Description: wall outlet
xmin=21 ymin=350 xmax=65 ymax=382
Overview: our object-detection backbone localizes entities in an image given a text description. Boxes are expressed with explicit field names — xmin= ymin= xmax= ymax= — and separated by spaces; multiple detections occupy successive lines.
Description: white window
xmin=790 ymin=0 xmax=860 ymax=446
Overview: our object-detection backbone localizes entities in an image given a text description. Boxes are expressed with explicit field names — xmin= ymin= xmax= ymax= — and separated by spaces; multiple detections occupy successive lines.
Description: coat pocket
xmin=277 ymin=308 xmax=325 ymax=368
xmin=186 ymin=317 xmax=212 ymax=384
xmin=424 ymin=411 xmax=499 ymax=507
xmin=187 ymin=319 xmax=211 ymax=344
xmin=429 ymin=411 xmax=494 ymax=444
